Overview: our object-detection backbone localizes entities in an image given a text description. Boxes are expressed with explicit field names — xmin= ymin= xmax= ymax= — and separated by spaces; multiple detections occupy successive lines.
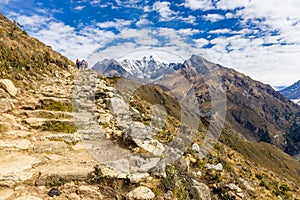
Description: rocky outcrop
xmin=0 ymin=79 xmax=18 ymax=97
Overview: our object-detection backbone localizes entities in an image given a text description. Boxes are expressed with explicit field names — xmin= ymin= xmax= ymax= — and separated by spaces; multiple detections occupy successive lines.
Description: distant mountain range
xmin=92 ymin=55 xmax=182 ymax=81
xmin=280 ymin=80 xmax=300 ymax=105
xmin=93 ymin=54 xmax=300 ymax=158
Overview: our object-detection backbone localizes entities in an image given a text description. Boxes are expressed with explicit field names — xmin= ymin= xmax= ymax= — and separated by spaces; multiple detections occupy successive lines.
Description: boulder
xmin=239 ymin=178 xmax=255 ymax=191
xmin=129 ymin=156 xmax=160 ymax=173
xmin=123 ymin=122 xmax=154 ymax=147
xmin=207 ymin=163 xmax=223 ymax=171
xmin=191 ymin=179 xmax=211 ymax=200
xmin=225 ymin=183 xmax=242 ymax=193
xmin=192 ymin=143 xmax=200 ymax=152
xmin=0 ymin=98 xmax=13 ymax=112
xmin=95 ymin=163 xmax=128 ymax=179
xmin=0 ymin=79 xmax=18 ymax=97
xmin=126 ymin=186 xmax=155 ymax=200
xmin=109 ymin=96 xmax=129 ymax=115
xmin=140 ymin=139 xmax=165 ymax=156
xmin=0 ymin=153 xmax=40 ymax=187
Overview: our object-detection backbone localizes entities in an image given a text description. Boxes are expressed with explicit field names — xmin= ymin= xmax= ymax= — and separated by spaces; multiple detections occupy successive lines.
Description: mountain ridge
xmin=280 ymin=80 xmax=300 ymax=103
xmin=93 ymin=54 xmax=300 ymax=158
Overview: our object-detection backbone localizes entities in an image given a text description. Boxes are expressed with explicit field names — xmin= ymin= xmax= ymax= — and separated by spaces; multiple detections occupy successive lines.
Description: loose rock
xmin=0 ymin=79 xmax=18 ymax=97
xmin=126 ymin=186 xmax=155 ymax=200
xmin=48 ymin=188 xmax=61 ymax=197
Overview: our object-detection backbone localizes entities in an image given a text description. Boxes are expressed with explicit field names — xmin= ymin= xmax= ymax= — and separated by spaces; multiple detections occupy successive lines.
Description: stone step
xmin=0 ymin=152 xmax=40 ymax=187
xmin=24 ymin=117 xmax=74 ymax=127
xmin=24 ymin=110 xmax=73 ymax=119
xmin=35 ymin=164 xmax=94 ymax=186
xmin=0 ymin=139 xmax=31 ymax=150
xmin=39 ymin=96 xmax=71 ymax=105
xmin=34 ymin=151 xmax=97 ymax=186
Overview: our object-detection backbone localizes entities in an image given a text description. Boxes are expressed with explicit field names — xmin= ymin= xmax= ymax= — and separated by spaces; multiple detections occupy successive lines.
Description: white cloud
xmin=178 ymin=28 xmax=200 ymax=35
xmin=178 ymin=15 xmax=197 ymax=25
xmin=74 ymin=5 xmax=85 ymax=10
xmin=14 ymin=14 xmax=51 ymax=27
xmin=88 ymin=27 xmax=206 ymax=65
xmin=194 ymin=38 xmax=209 ymax=47
xmin=216 ymin=0 xmax=247 ymax=10
xmin=97 ymin=19 xmax=133 ymax=30
xmin=184 ymin=0 xmax=213 ymax=11
xmin=152 ymin=1 xmax=177 ymax=21
xmin=208 ymin=0 xmax=300 ymax=86
xmin=9 ymin=13 xmax=116 ymax=63
xmin=200 ymin=32 xmax=300 ymax=86
xmin=203 ymin=14 xmax=224 ymax=22
xmin=136 ymin=17 xmax=153 ymax=26
xmin=143 ymin=5 xmax=151 ymax=12
xmin=90 ymin=0 xmax=101 ymax=5
xmin=208 ymin=28 xmax=232 ymax=34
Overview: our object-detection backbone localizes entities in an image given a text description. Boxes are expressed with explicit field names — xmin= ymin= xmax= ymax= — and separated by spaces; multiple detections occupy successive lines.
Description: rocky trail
xmin=0 ymin=69 xmax=174 ymax=199
xmin=1 ymin=69 xmax=298 ymax=200
xmin=0 ymin=69 xmax=213 ymax=199
xmin=0 ymin=70 xmax=121 ymax=199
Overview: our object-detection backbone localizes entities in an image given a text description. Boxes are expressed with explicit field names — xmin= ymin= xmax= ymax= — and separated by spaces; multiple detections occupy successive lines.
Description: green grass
xmin=34 ymin=111 xmax=72 ymax=119
xmin=41 ymin=121 xmax=76 ymax=133
xmin=42 ymin=101 xmax=73 ymax=112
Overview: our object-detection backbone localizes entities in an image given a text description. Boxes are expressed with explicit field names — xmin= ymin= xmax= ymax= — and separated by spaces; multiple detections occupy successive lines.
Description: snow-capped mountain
xmin=118 ymin=55 xmax=175 ymax=80
xmin=292 ymin=99 xmax=300 ymax=105
xmin=279 ymin=80 xmax=300 ymax=105
xmin=93 ymin=54 xmax=182 ymax=81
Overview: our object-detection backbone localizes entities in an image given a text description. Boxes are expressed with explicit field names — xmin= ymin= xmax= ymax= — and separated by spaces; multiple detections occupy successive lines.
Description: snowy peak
xmin=92 ymin=54 xmax=183 ymax=81
xmin=279 ymin=80 xmax=300 ymax=101
xmin=118 ymin=54 xmax=176 ymax=80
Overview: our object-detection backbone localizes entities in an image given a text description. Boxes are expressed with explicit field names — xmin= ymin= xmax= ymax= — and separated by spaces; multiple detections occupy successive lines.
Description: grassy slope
xmin=0 ymin=13 xmax=75 ymax=88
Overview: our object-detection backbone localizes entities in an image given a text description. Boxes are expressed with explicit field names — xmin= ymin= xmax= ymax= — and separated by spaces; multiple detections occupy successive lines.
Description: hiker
xmin=76 ymin=59 xmax=88 ymax=71
xmin=82 ymin=60 xmax=86 ymax=70
xmin=76 ymin=59 xmax=80 ymax=69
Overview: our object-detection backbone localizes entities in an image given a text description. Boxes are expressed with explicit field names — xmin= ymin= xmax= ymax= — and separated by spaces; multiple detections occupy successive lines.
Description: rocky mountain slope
xmin=1 ymin=12 xmax=300 ymax=199
xmin=93 ymin=54 xmax=300 ymax=159
xmin=280 ymin=80 xmax=300 ymax=105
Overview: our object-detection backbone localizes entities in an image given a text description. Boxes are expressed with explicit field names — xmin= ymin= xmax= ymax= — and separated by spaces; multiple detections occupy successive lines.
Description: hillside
xmin=280 ymin=80 xmax=300 ymax=103
xmin=93 ymin=54 xmax=300 ymax=158
xmin=0 ymin=14 xmax=75 ymax=87
xmin=1 ymin=13 xmax=300 ymax=199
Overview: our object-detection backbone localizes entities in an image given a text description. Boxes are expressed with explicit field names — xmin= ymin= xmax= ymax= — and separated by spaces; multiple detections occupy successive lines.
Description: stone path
xmin=0 ymin=71 xmax=101 ymax=199
xmin=0 ymin=70 xmax=160 ymax=200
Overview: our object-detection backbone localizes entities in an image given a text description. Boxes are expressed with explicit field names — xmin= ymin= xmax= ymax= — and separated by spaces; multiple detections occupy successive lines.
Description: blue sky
xmin=1 ymin=0 xmax=300 ymax=87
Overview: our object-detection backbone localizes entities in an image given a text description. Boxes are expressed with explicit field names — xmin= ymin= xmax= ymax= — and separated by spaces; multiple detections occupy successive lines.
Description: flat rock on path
xmin=0 ymin=152 xmax=40 ymax=187
xmin=0 ymin=79 xmax=18 ymax=97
